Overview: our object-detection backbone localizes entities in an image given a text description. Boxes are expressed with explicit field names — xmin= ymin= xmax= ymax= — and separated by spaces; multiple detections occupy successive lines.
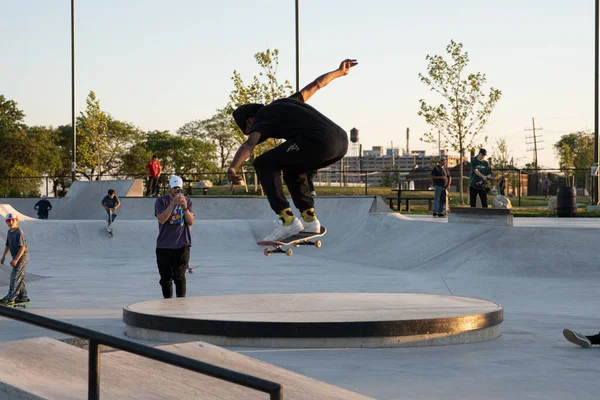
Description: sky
xmin=0 ymin=0 xmax=596 ymax=169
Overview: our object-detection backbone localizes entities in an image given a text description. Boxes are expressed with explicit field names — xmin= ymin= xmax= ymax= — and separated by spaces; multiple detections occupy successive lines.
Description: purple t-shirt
xmin=154 ymin=195 xmax=193 ymax=249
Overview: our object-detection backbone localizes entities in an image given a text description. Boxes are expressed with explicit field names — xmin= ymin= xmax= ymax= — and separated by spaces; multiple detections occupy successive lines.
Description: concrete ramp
xmin=65 ymin=179 xmax=143 ymax=199
xmin=0 ymin=204 xmax=35 ymax=221
xmin=0 ymin=337 xmax=372 ymax=400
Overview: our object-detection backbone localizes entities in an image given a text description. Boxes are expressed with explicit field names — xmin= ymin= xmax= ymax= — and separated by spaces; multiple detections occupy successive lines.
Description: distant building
xmin=319 ymin=146 xmax=460 ymax=186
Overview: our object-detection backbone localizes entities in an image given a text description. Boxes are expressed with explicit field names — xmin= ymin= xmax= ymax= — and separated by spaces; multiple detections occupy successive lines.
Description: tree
xmin=76 ymin=91 xmax=109 ymax=179
xmin=229 ymin=48 xmax=294 ymax=158
xmin=490 ymin=136 xmax=512 ymax=170
xmin=0 ymin=95 xmax=26 ymax=133
xmin=554 ymin=131 xmax=594 ymax=189
xmin=418 ymin=40 xmax=502 ymax=203
xmin=77 ymin=91 xmax=146 ymax=180
xmin=177 ymin=108 xmax=243 ymax=179
xmin=144 ymin=130 xmax=219 ymax=182
xmin=380 ymin=164 xmax=401 ymax=188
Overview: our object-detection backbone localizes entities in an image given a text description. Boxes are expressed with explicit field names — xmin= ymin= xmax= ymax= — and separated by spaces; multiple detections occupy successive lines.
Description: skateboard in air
xmin=257 ymin=227 xmax=326 ymax=256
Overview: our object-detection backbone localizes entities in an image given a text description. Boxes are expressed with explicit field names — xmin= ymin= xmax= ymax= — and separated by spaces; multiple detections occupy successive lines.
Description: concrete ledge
xmin=0 ymin=338 xmax=371 ymax=399
xmin=449 ymin=207 xmax=513 ymax=226
xmin=123 ymin=293 xmax=503 ymax=348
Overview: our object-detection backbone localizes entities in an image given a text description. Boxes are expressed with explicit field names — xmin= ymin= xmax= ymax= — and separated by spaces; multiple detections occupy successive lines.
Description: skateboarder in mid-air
xmin=227 ymin=58 xmax=358 ymax=242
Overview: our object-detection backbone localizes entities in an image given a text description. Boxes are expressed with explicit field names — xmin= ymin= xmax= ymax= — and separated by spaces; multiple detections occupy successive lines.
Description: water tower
xmin=350 ymin=127 xmax=359 ymax=157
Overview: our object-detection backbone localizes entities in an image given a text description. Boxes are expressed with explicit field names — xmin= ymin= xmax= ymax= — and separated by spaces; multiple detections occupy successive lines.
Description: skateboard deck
xmin=1 ymin=300 xmax=28 ymax=309
xmin=257 ymin=227 xmax=326 ymax=256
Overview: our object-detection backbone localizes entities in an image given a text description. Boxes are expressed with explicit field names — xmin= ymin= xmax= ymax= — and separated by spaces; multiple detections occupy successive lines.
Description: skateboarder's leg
xmin=254 ymin=141 xmax=298 ymax=225
xmin=172 ymin=246 xmax=190 ymax=298
xmin=5 ymin=263 xmax=27 ymax=302
xmin=283 ymin=170 xmax=313 ymax=212
xmin=156 ymin=248 xmax=174 ymax=298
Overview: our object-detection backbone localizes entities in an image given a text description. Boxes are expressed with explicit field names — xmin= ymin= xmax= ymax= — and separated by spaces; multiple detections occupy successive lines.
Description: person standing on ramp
xmin=227 ymin=59 xmax=358 ymax=242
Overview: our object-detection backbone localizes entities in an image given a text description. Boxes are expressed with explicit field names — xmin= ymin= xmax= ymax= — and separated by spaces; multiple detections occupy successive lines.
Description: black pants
xmin=470 ymin=187 xmax=488 ymax=208
xmin=156 ymin=246 xmax=190 ymax=298
xmin=146 ymin=177 xmax=160 ymax=197
xmin=307 ymin=170 xmax=316 ymax=193
xmin=253 ymin=132 xmax=347 ymax=214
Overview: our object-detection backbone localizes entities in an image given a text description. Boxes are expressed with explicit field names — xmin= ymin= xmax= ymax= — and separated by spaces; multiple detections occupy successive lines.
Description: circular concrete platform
xmin=123 ymin=293 xmax=503 ymax=348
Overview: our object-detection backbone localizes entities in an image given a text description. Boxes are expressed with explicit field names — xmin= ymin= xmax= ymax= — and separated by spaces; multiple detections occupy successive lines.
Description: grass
xmin=188 ymin=185 xmax=600 ymax=218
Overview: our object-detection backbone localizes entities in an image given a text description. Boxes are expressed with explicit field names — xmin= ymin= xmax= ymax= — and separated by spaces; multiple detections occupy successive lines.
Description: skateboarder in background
xmin=0 ymin=213 xmax=29 ymax=306
xmin=154 ymin=175 xmax=194 ymax=299
xmin=470 ymin=148 xmax=492 ymax=208
xmin=431 ymin=157 xmax=450 ymax=217
xmin=34 ymin=195 xmax=52 ymax=219
xmin=228 ymin=58 xmax=358 ymax=242
xmin=101 ymin=189 xmax=120 ymax=230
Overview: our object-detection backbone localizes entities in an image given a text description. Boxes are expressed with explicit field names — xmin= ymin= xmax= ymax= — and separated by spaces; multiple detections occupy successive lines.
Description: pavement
xmin=0 ymin=185 xmax=599 ymax=399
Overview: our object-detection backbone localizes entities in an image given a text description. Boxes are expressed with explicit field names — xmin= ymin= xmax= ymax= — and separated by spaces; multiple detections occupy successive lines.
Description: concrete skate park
xmin=0 ymin=179 xmax=598 ymax=399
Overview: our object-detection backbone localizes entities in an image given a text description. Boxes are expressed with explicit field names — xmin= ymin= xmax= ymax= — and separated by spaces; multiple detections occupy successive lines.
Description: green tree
xmin=554 ymin=131 xmax=594 ymax=189
xmin=120 ymin=142 xmax=152 ymax=177
xmin=380 ymin=164 xmax=401 ymax=188
xmin=490 ymin=136 xmax=512 ymax=170
xmin=229 ymin=48 xmax=294 ymax=158
xmin=177 ymin=108 xmax=243 ymax=177
xmin=77 ymin=91 xmax=109 ymax=179
xmin=145 ymin=130 xmax=218 ymax=182
xmin=418 ymin=40 xmax=502 ymax=203
xmin=77 ymin=91 xmax=146 ymax=180
xmin=0 ymin=95 xmax=26 ymax=133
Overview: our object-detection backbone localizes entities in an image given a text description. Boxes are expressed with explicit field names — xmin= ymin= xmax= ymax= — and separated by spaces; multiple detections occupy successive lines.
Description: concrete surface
xmin=0 ymin=193 xmax=598 ymax=399
xmin=0 ymin=337 xmax=371 ymax=400
xmin=449 ymin=207 xmax=513 ymax=226
xmin=123 ymin=293 xmax=502 ymax=347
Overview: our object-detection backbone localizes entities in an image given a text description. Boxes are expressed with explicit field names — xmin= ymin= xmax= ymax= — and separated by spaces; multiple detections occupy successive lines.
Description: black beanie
xmin=232 ymin=103 xmax=264 ymax=134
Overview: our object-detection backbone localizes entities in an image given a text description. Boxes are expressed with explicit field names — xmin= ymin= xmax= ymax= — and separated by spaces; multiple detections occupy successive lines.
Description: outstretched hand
xmin=339 ymin=59 xmax=358 ymax=75
xmin=227 ymin=168 xmax=244 ymax=192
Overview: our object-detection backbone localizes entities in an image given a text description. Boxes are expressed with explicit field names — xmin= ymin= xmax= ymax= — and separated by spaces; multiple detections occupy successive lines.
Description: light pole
xmin=71 ymin=0 xmax=77 ymax=182
xmin=295 ymin=0 xmax=300 ymax=92
xmin=594 ymin=0 xmax=599 ymax=203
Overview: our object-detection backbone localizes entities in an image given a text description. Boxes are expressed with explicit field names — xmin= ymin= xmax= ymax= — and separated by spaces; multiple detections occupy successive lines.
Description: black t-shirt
xmin=431 ymin=165 xmax=449 ymax=187
xmin=34 ymin=199 xmax=52 ymax=216
xmin=249 ymin=92 xmax=344 ymax=144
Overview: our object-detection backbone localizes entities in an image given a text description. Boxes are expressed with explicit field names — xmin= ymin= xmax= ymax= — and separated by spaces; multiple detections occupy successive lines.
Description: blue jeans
xmin=6 ymin=263 xmax=28 ymax=301
xmin=433 ymin=186 xmax=446 ymax=214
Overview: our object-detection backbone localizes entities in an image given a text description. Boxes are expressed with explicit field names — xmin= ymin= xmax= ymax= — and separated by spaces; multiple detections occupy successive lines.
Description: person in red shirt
xmin=145 ymin=155 xmax=162 ymax=197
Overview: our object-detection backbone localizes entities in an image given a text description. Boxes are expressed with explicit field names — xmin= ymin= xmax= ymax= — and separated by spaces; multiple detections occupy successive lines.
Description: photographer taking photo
xmin=154 ymin=176 xmax=195 ymax=299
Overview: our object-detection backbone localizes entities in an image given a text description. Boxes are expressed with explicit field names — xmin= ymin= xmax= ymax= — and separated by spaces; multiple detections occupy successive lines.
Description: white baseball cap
xmin=5 ymin=213 xmax=18 ymax=221
xmin=169 ymin=175 xmax=183 ymax=188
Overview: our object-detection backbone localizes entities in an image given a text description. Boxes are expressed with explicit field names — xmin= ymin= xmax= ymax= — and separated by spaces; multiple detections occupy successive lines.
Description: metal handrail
xmin=0 ymin=306 xmax=282 ymax=399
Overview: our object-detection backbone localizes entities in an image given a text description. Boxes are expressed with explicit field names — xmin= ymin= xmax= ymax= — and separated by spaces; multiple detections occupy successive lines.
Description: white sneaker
xmin=301 ymin=217 xmax=321 ymax=233
xmin=563 ymin=329 xmax=592 ymax=348
xmin=263 ymin=217 xmax=303 ymax=242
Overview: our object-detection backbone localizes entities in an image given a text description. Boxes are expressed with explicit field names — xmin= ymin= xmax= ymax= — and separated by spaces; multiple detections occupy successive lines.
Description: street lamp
xmin=71 ymin=0 xmax=77 ymax=182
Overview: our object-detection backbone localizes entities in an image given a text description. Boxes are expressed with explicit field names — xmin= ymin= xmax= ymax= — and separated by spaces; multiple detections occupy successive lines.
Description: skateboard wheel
xmin=264 ymin=248 xmax=271 ymax=256
xmin=285 ymin=248 xmax=293 ymax=256
xmin=314 ymin=240 xmax=322 ymax=248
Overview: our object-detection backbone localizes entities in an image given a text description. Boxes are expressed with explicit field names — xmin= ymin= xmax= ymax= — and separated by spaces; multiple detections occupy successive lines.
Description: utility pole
xmin=525 ymin=117 xmax=544 ymax=195
xmin=525 ymin=117 xmax=544 ymax=170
